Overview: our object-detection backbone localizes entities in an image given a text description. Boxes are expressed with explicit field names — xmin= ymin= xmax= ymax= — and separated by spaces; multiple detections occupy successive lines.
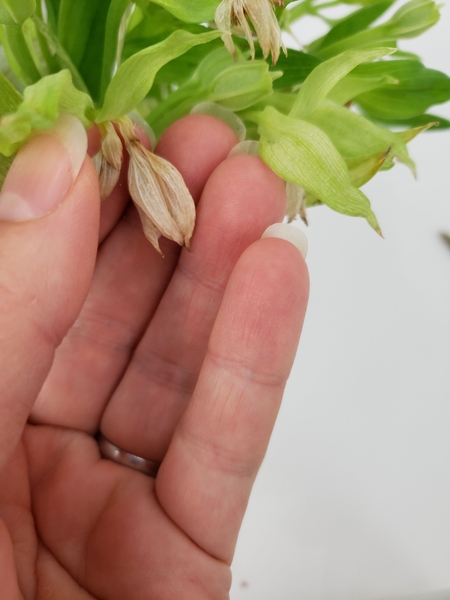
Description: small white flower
xmin=215 ymin=0 xmax=287 ymax=65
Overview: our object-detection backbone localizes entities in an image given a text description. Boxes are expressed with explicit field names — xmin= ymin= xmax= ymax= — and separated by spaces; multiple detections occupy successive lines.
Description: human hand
xmin=0 ymin=113 xmax=309 ymax=599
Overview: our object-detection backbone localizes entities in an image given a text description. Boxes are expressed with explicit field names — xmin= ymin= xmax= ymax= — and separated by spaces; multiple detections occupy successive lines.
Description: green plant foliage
xmin=0 ymin=0 xmax=449 ymax=232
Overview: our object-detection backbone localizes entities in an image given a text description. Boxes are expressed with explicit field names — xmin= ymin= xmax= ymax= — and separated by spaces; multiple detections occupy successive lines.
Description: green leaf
xmin=100 ymin=0 xmax=133 ymax=102
xmin=271 ymin=49 xmax=321 ymax=90
xmin=143 ymin=0 xmax=219 ymax=23
xmin=0 ymin=0 xmax=36 ymax=25
xmin=370 ymin=113 xmax=450 ymax=129
xmin=57 ymin=0 xmax=106 ymax=68
xmin=316 ymin=0 xmax=440 ymax=58
xmin=0 ymin=71 xmax=22 ymax=188
xmin=305 ymin=100 xmax=416 ymax=173
xmin=0 ymin=69 xmax=94 ymax=156
xmin=0 ymin=22 xmax=41 ymax=84
xmin=346 ymin=150 xmax=390 ymax=187
xmin=290 ymin=47 xmax=395 ymax=119
xmin=98 ymin=29 xmax=222 ymax=122
xmin=30 ymin=14 xmax=90 ymax=94
xmin=209 ymin=62 xmax=278 ymax=111
xmin=308 ymin=0 xmax=395 ymax=55
xmin=354 ymin=60 xmax=450 ymax=120
xmin=256 ymin=106 xmax=381 ymax=232
xmin=328 ymin=73 xmax=398 ymax=105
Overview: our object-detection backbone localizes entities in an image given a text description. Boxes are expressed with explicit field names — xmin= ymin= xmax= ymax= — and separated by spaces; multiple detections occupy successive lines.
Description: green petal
xmin=290 ymin=47 xmax=395 ymax=119
xmin=98 ymin=29 xmax=222 ymax=122
xmin=256 ymin=106 xmax=381 ymax=233
xmin=0 ymin=69 xmax=94 ymax=156
xmin=305 ymin=100 xmax=416 ymax=173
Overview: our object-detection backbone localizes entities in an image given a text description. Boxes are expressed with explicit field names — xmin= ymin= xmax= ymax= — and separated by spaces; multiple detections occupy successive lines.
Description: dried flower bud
xmin=286 ymin=181 xmax=308 ymax=225
xmin=215 ymin=0 xmax=287 ymax=65
xmin=118 ymin=116 xmax=196 ymax=256
xmin=93 ymin=121 xmax=123 ymax=201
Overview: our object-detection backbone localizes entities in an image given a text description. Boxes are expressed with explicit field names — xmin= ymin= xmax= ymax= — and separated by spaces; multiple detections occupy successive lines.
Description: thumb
xmin=0 ymin=114 xmax=100 ymax=470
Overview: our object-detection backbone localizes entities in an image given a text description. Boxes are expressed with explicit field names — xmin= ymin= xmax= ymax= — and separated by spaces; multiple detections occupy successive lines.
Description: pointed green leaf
xmin=317 ymin=0 xmax=440 ymax=59
xmin=0 ymin=69 xmax=94 ymax=156
xmin=308 ymin=0 xmax=395 ymax=55
xmin=346 ymin=150 xmax=390 ymax=187
xmin=98 ymin=29 xmax=222 ymax=122
xmin=354 ymin=60 xmax=450 ymax=120
xmin=290 ymin=47 xmax=395 ymax=120
xmin=256 ymin=106 xmax=381 ymax=232
xmin=328 ymin=74 xmax=398 ymax=105
xmin=305 ymin=100 xmax=416 ymax=173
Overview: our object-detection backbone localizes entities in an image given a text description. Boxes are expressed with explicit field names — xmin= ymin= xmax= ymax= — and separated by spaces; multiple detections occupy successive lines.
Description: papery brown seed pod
xmin=118 ymin=116 xmax=196 ymax=256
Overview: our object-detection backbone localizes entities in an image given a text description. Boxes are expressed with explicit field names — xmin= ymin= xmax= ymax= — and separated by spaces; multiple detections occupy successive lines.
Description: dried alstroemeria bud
xmin=93 ymin=121 xmax=123 ymax=201
xmin=118 ymin=116 xmax=195 ymax=256
xmin=215 ymin=0 xmax=287 ymax=65
xmin=286 ymin=181 xmax=308 ymax=225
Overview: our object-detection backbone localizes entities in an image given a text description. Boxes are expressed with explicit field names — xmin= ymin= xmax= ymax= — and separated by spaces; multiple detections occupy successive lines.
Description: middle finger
xmin=100 ymin=151 xmax=287 ymax=461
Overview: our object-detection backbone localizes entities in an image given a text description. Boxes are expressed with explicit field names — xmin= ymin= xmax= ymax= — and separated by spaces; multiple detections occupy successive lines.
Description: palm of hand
xmin=0 ymin=116 xmax=308 ymax=599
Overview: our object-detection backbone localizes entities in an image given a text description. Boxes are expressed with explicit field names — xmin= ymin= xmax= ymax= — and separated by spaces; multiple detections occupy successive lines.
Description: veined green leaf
xmin=0 ymin=71 xmax=22 ymax=188
xmin=256 ymin=106 xmax=381 ymax=232
xmin=354 ymin=60 xmax=450 ymax=120
xmin=143 ymin=0 xmax=219 ymax=23
xmin=98 ymin=29 xmax=222 ymax=122
xmin=290 ymin=47 xmax=395 ymax=119
xmin=0 ymin=69 xmax=94 ymax=156
xmin=209 ymin=63 xmax=278 ymax=111
xmin=346 ymin=150 xmax=390 ymax=187
xmin=329 ymin=73 xmax=398 ymax=105
xmin=317 ymin=0 xmax=440 ymax=58
xmin=305 ymin=100 xmax=416 ymax=173
xmin=0 ymin=0 xmax=36 ymax=25
xmin=308 ymin=0 xmax=395 ymax=55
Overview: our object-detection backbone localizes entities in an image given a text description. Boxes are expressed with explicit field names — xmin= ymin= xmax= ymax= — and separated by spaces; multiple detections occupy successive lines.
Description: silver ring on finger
xmin=97 ymin=433 xmax=160 ymax=478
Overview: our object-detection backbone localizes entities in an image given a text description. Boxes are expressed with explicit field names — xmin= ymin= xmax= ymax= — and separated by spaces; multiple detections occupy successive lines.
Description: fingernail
xmin=228 ymin=140 xmax=260 ymax=158
xmin=262 ymin=223 xmax=308 ymax=259
xmin=0 ymin=114 xmax=87 ymax=222
xmin=191 ymin=102 xmax=246 ymax=142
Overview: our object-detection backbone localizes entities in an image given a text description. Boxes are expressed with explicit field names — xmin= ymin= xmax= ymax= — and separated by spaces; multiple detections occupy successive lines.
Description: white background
xmin=231 ymin=3 xmax=450 ymax=599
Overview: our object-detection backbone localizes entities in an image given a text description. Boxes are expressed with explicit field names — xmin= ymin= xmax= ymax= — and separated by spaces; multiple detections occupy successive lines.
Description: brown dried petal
xmin=101 ymin=121 xmax=123 ymax=171
xmin=118 ymin=115 xmax=196 ymax=255
xmin=93 ymin=150 xmax=121 ymax=202
xmin=286 ymin=181 xmax=308 ymax=225
xmin=215 ymin=0 xmax=286 ymax=65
